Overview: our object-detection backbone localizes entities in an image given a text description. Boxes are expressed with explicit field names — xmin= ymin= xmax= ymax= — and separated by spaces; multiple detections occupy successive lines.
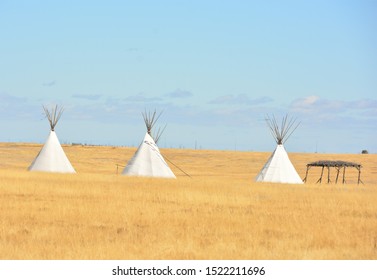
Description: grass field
xmin=0 ymin=142 xmax=376 ymax=259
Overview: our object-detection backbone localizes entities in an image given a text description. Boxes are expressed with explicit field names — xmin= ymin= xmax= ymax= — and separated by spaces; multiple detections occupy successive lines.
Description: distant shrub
xmin=72 ymin=142 xmax=83 ymax=146
xmin=361 ymin=150 xmax=369 ymax=154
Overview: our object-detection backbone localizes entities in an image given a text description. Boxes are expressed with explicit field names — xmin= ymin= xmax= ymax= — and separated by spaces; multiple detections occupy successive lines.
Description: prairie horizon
xmin=1 ymin=142 xmax=376 ymax=259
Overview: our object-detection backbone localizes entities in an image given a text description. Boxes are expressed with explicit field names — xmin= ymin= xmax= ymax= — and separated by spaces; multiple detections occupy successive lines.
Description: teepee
xmin=28 ymin=105 xmax=76 ymax=173
xmin=122 ymin=110 xmax=176 ymax=178
xmin=255 ymin=114 xmax=302 ymax=184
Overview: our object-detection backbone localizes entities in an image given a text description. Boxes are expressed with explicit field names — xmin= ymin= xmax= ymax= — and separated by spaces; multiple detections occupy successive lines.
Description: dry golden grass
xmin=0 ymin=142 xmax=376 ymax=260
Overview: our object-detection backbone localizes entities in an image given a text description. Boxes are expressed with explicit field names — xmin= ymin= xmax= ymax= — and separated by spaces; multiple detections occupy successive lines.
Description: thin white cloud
xmin=292 ymin=96 xmax=348 ymax=117
xmin=166 ymin=89 xmax=193 ymax=99
xmin=351 ymin=98 xmax=377 ymax=110
xmin=294 ymin=95 xmax=319 ymax=106
xmin=42 ymin=80 xmax=56 ymax=87
xmin=291 ymin=96 xmax=377 ymax=114
xmin=124 ymin=93 xmax=163 ymax=103
xmin=0 ymin=92 xmax=27 ymax=106
xmin=209 ymin=94 xmax=248 ymax=104
xmin=72 ymin=94 xmax=102 ymax=101
xmin=290 ymin=96 xmax=377 ymax=132
xmin=209 ymin=94 xmax=273 ymax=105
xmin=0 ymin=92 xmax=39 ymax=120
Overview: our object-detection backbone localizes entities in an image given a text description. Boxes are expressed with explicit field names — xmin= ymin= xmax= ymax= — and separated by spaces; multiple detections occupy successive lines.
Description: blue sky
xmin=0 ymin=0 xmax=376 ymax=153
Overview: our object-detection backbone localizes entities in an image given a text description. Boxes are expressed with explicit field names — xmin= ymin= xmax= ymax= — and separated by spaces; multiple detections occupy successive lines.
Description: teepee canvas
xmin=28 ymin=105 xmax=76 ymax=173
xmin=122 ymin=110 xmax=176 ymax=178
xmin=255 ymin=115 xmax=302 ymax=184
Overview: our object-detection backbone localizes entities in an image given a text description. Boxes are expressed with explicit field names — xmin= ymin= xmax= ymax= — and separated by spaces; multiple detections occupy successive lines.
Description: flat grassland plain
xmin=0 ymin=142 xmax=376 ymax=260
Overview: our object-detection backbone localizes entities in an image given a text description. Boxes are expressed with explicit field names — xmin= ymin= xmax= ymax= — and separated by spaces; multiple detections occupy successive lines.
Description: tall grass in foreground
xmin=0 ymin=143 xmax=376 ymax=259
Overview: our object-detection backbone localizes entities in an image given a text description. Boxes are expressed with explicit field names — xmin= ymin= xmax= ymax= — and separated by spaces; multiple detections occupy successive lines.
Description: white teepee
xmin=28 ymin=105 xmax=76 ymax=173
xmin=122 ymin=110 xmax=176 ymax=178
xmin=255 ymin=115 xmax=302 ymax=184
